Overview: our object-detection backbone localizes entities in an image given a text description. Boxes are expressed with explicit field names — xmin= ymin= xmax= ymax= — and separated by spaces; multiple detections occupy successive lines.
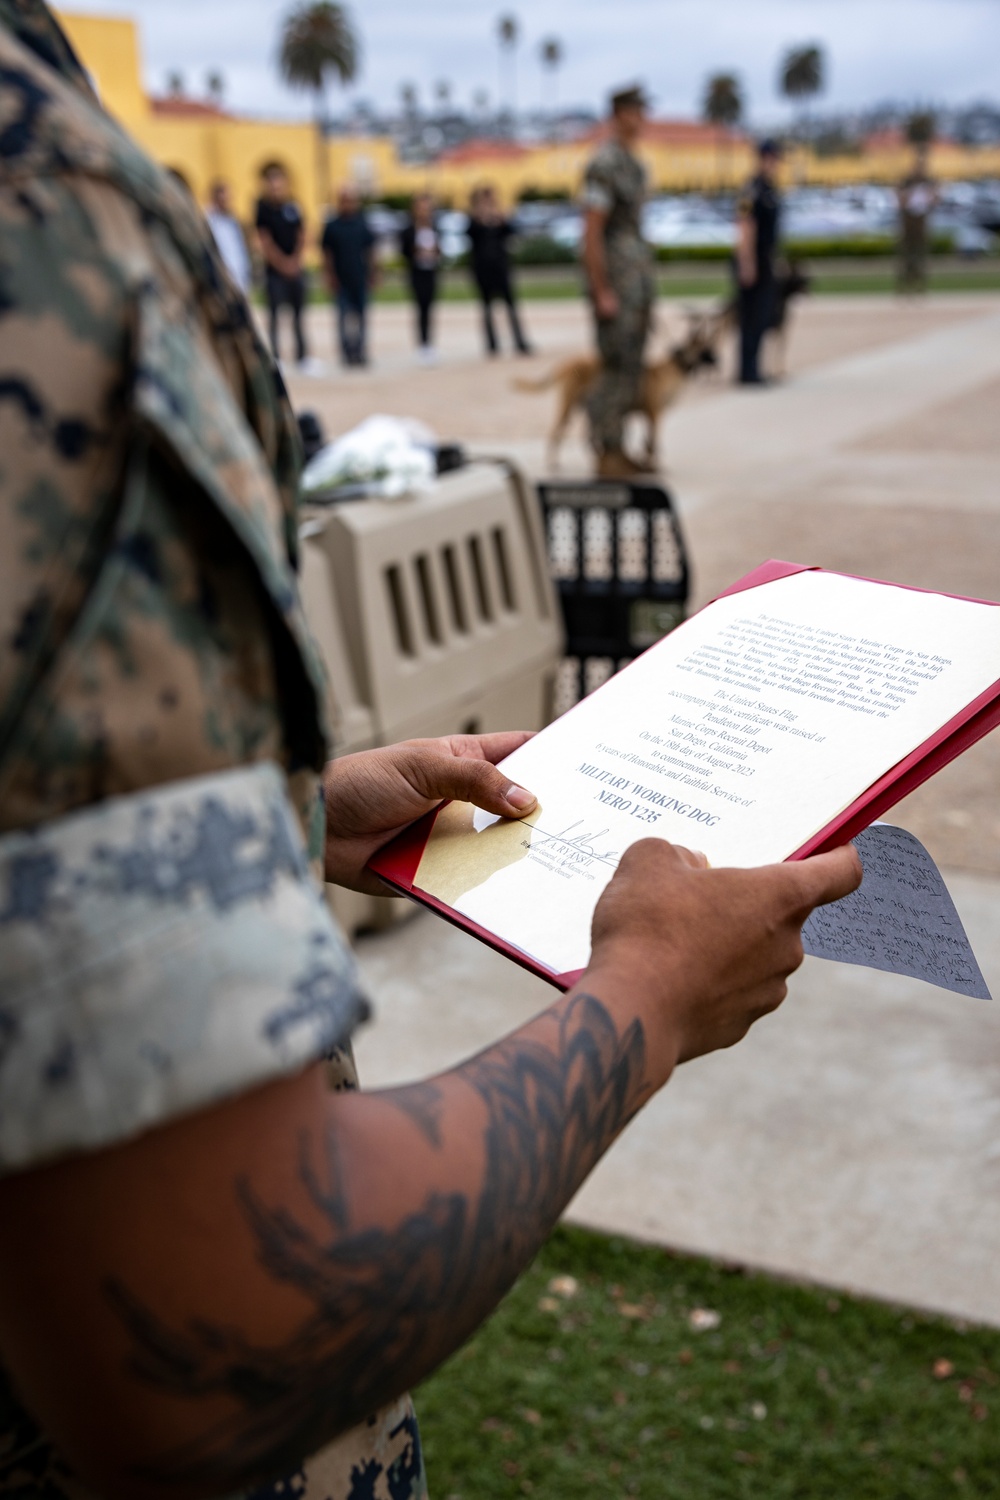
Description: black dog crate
xmin=538 ymin=480 xmax=691 ymax=713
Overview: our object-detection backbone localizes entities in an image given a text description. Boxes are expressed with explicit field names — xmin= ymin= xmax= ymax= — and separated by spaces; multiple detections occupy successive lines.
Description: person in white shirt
xmin=897 ymin=145 xmax=939 ymax=295
xmin=206 ymin=179 xmax=252 ymax=297
xmin=400 ymin=193 xmax=442 ymax=363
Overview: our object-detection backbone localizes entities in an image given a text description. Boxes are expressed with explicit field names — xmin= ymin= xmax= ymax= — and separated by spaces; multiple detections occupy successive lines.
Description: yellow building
xmin=57 ymin=7 xmax=1000 ymax=232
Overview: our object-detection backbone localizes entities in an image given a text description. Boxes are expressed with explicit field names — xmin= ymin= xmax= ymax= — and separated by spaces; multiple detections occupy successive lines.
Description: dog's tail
xmin=512 ymin=362 xmax=572 ymax=393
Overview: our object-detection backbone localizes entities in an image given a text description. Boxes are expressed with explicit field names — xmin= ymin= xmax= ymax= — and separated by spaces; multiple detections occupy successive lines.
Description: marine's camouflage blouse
xmin=579 ymin=138 xmax=653 ymax=296
xmin=0 ymin=3 xmax=425 ymax=1496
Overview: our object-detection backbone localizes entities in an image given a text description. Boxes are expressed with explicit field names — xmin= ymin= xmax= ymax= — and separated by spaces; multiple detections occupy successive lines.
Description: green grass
xmin=378 ymin=257 xmax=1000 ymax=303
xmin=415 ymin=1225 xmax=1000 ymax=1499
xmin=272 ymin=258 xmax=1000 ymax=310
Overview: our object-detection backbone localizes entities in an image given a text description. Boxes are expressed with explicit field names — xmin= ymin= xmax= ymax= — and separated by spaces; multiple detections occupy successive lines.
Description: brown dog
xmin=515 ymin=311 xmax=727 ymax=472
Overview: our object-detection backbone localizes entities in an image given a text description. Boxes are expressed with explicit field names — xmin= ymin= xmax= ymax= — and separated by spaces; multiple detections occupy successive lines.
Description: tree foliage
xmin=279 ymin=1 xmax=359 ymax=98
xmin=780 ymin=43 xmax=824 ymax=103
xmin=907 ymin=109 xmax=936 ymax=146
xmin=497 ymin=13 xmax=520 ymax=50
xmin=703 ymin=72 xmax=743 ymax=128
xmin=540 ymin=37 xmax=563 ymax=71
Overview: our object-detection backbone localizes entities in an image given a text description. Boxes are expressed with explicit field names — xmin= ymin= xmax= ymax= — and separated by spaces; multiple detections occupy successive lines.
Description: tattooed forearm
xmin=106 ymin=992 xmax=648 ymax=1492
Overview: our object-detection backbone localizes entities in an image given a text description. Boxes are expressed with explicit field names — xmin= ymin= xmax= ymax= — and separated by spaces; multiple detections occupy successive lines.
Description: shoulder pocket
xmin=132 ymin=280 xmax=329 ymax=761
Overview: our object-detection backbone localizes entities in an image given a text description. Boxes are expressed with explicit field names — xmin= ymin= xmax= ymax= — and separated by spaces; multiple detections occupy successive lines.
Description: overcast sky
xmin=61 ymin=0 xmax=1000 ymax=123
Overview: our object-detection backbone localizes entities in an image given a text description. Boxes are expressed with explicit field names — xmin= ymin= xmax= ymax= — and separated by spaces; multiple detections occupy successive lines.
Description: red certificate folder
xmin=368 ymin=561 xmax=1000 ymax=991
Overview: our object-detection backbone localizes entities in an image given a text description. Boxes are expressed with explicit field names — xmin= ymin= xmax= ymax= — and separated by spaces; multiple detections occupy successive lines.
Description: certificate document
xmin=382 ymin=568 xmax=1000 ymax=980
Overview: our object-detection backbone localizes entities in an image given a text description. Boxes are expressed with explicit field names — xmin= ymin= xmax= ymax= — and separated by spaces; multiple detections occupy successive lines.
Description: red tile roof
xmin=437 ymin=139 xmax=532 ymax=164
xmin=580 ymin=118 xmax=747 ymax=147
xmin=151 ymin=96 xmax=233 ymax=120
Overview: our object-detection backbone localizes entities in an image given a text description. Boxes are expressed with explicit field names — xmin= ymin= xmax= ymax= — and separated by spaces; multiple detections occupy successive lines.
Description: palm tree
xmin=539 ymin=36 xmax=563 ymax=110
xmin=206 ymin=70 xmax=225 ymax=107
xmin=703 ymin=72 xmax=742 ymax=127
xmin=400 ymin=81 xmax=418 ymax=118
xmin=906 ymin=109 xmax=936 ymax=146
xmin=279 ymin=1 xmax=360 ymax=207
xmin=166 ymin=70 xmax=185 ymax=99
xmin=434 ymin=80 xmax=452 ymax=114
xmin=497 ymin=13 xmax=520 ymax=121
xmin=779 ymin=43 xmax=824 ymax=138
xmin=702 ymin=72 xmax=743 ymax=188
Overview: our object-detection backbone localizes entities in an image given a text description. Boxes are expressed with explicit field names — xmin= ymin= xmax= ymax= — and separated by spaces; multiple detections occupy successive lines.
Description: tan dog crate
xmin=299 ymin=459 xmax=564 ymax=934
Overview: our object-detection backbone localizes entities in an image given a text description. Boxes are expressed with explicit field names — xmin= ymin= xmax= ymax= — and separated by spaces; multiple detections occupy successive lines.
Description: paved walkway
xmin=311 ymin=293 xmax=1000 ymax=1325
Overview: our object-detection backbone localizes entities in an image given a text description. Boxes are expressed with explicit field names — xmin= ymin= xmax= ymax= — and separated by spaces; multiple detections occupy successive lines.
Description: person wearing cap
xmin=734 ymin=138 xmax=783 ymax=385
xmin=580 ymin=84 xmax=656 ymax=477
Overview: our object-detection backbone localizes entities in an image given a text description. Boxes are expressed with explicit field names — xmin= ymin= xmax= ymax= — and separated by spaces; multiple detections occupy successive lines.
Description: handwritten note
xmin=802 ymin=824 xmax=991 ymax=1000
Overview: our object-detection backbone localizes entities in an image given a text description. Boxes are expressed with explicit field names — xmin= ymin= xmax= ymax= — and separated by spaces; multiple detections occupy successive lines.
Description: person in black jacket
xmin=733 ymin=138 xmax=783 ymax=385
xmin=467 ymin=185 xmax=532 ymax=356
xmin=399 ymin=193 xmax=441 ymax=364
xmin=255 ymin=162 xmax=310 ymax=368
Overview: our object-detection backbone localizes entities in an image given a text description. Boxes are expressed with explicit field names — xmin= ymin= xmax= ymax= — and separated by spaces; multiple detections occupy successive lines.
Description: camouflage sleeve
xmin=579 ymin=152 xmax=615 ymax=214
xmin=0 ymin=101 xmax=366 ymax=1173
xmin=0 ymin=764 xmax=369 ymax=1174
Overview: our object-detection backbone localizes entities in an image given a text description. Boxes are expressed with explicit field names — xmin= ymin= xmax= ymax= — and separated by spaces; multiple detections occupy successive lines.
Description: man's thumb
xmin=417 ymin=754 xmax=537 ymax=819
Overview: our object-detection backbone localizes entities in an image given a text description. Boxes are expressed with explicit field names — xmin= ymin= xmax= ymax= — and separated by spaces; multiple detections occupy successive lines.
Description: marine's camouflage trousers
xmin=0 ymin=1380 xmax=428 ymax=1500
xmin=586 ymin=292 xmax=654 ymax=455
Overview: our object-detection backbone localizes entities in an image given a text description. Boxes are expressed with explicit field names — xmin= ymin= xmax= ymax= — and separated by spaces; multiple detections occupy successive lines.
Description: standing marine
xmin=580 ymin=84 xmax=656 ymax=478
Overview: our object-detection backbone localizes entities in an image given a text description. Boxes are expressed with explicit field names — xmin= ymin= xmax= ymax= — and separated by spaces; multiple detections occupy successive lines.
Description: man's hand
xmin=585 ymin=838 xmax=863 ymax=1082
xmin=736 ymin=211 xmax=757 ymax=288
xmin=737 ymin=253 xmax=757 ymax=289
xmin=323 ymin=733 xmax=537 ymax=893
xmin=594 ymin=285 xmax=620 ymax=320
xmin=583 ymin=206 xmax=617 ymax=320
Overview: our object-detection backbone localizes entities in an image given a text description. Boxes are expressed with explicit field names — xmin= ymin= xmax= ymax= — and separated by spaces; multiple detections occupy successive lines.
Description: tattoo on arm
xmin=107 ymin=992 xmax=647 ymax=1490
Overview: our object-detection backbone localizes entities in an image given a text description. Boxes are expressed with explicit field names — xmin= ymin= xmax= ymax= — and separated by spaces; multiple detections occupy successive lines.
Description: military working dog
xmin=515 ymin=310 xmax=727 ymax=473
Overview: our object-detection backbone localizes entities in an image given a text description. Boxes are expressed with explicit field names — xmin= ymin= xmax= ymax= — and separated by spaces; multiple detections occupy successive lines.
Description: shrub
xmin=512 ymin=235 xmax=579 ymax=266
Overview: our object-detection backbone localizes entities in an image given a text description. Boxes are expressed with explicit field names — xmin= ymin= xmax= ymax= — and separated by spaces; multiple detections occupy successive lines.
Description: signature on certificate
xmin=531 ymin=821 xmax=622 ymax=869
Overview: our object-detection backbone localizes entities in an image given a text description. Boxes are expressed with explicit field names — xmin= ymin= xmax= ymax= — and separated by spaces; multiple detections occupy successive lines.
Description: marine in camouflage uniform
xmin=580 ymin=85 xmax=655 ymax=474
xmin=0 ymin=2 xmax=425 ymax=1495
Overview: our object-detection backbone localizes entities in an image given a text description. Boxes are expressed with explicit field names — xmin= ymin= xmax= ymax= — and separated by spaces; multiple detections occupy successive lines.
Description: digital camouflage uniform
xmin=579 ymin=138 xmax=654 ymax=456
xmin=0 ymin=3 xmax=426 ymax=1496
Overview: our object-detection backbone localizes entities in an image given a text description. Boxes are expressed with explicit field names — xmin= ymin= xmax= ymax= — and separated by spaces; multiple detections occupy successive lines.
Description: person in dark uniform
xmin=734 ymin=138 xmax=783 ymax=385
xmin=321 ymin=185 xmax=377 ymax=367
xmin=400 ymin=193 xmax=442 ymax=364
xmin=255 ymin=161 xmax=310 ymax=368
xmin=467 ymin=185 xmax=532 ymax=356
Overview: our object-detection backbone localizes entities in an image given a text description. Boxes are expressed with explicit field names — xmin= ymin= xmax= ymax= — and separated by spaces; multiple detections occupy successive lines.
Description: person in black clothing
xmin=467 ymin=185 xmax=532 ymax=356
xmin=400 ymin=193 xmax=442 ymax=363
xmin=734 ymin=139 xmax=783 ymax=385
xmin=321 ymin=186 xmax=377 ymax=367
xmin=255 ymin=162 xmax=309 ymax=367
